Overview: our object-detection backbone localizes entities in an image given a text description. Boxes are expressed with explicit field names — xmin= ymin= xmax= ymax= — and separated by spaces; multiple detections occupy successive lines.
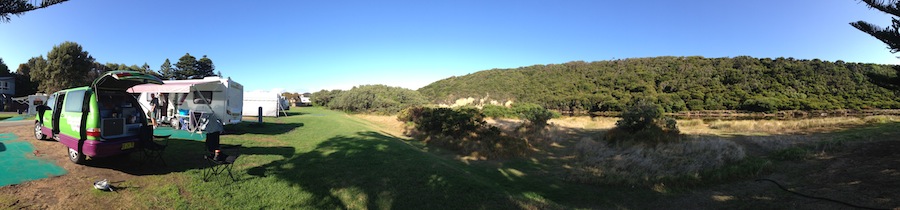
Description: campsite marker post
xmin=258 ymin=107 xmax=263 ymax=123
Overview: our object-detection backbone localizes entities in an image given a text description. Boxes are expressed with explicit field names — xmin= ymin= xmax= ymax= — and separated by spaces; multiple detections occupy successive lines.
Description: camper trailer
xmin=129 ymin=76 xmax=243 ymax=130
xmin=243 ymin=91 xmax=287 ymax=117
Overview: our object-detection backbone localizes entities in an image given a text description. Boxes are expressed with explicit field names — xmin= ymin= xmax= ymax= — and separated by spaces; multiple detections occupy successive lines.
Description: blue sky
xmin=1 ymin=0 xmax=898 ymax=93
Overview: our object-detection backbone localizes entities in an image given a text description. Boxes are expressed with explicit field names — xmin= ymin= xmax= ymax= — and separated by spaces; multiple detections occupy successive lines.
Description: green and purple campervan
xmin=34 ymin=71 xmax=163 ymax=164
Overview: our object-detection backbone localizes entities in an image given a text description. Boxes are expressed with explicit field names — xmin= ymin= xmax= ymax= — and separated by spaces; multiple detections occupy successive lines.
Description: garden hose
xmin=755 ymin=178 xmax=890 ymax=210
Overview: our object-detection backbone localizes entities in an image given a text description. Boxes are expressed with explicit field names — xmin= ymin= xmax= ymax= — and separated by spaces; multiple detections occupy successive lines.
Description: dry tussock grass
xmin=353 ymin=114 xmax=409 ymax=138
xmin=704 ymin=116 xmax=899 ymax=134
xmin=546 ymin=116 xmax=874 ymax=135
xmin=548 ymin=117 xmax=617 ymax=129
xmin=569 ymin=136 xmax=746 ymax=185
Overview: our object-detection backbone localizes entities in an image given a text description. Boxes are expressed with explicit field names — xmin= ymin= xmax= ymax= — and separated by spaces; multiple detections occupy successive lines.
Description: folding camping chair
xmin=142 ymin=134 xmax=171 ymax=166
xmin=202 ymin=132 xmax=241 ymax=182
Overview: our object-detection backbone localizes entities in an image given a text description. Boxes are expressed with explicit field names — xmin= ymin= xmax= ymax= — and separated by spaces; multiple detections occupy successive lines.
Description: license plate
xmin=121 ymin=142 xmax=134 ymax=150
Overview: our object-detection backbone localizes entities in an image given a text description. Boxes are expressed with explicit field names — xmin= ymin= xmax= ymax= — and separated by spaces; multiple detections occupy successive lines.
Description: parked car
xmin=34 ymin=71 xmax=163 ymax=164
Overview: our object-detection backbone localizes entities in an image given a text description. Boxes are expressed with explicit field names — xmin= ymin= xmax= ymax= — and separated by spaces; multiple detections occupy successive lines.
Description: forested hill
xmin=418 ymin=56 xmax=900 ymax=113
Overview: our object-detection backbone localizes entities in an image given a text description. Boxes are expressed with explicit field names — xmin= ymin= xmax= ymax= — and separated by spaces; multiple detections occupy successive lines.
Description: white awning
xmin=127 ymin=80 xmax=218 ymax=93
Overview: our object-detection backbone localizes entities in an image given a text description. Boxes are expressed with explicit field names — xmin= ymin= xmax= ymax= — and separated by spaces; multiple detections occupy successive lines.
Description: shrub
xmin=514 ymin=104 xmax=559 ymax=128
xmin=615 ymin=100 xmax=664 ymax=132
xmin=398 ymin=106 xmax=530 ymax=158
xmin=607 ymin=100 xmax=679 ymax=146
xmin=604 ymin=125 xmax=681 ymax=146
xmin=482 ymin=104 xmax=517 ymax=118
xmin=741 ymin=96 xmax=781 ymax=113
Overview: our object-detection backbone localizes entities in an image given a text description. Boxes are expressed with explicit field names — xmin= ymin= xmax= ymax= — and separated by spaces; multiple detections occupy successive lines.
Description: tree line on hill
xmin=418 ymin=56 xmax=900 ymax=113
xmin=3 ymin=41 xmax=221 ymax=95
xmin=312 ymin=85 xmax=427 ymax=114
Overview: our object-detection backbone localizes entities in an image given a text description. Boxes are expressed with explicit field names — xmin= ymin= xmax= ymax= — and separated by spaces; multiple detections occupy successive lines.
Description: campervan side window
xmin=64 ymin=90 xmax=86 ymax=112
xmin=193 ymin=91 xmax=213 ymax=104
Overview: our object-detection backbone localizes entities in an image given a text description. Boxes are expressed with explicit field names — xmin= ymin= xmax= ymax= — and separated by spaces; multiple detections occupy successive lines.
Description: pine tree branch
xmin=0 ymin=0 xmax=68 ymax=23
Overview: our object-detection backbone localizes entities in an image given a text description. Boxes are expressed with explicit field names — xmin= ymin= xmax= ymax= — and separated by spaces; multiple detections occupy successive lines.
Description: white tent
xmin=243 ymin=91 xmax=286 ymax=117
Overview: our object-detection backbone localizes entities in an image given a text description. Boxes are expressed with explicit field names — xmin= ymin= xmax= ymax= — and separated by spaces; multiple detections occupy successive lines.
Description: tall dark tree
xmin=0 ymin=0 xmax=68 ymax=23
xmin=852 ymin=0 xmax=900 ymax=53
xmin=15 ymin=63 xmax=29 ymax=78
xmin=197 ymin=55 xmax=215 ymax=77
xmin=15 ymin=64 xmax=36 ymax=96
xmin=0 ymin=58 xmax=10 ymax=76
xmin=31 ymin=41 xmax=94 ymax=93
xmin=174 ymin=53 xmax=197 ymax=79
xmin=23 ymin=56 xmax=46 ymax=93
xmin=853 ymin=0 xmax=900 ymax=88
xmin=159 ymin=58 xmax=175 ymax=80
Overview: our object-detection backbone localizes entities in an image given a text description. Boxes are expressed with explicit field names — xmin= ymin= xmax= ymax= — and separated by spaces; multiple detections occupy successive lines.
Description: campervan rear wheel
xmin=68 ymin=148 xmax=85 ymax=164
xmin=34 ymin=122 xmax=46 ymax=140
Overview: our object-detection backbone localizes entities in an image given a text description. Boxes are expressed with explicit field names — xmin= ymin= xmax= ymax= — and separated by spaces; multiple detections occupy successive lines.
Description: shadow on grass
xmin=84 ymin=139 xmax=295 ymax=176
xmin=225 ymin=122 xmax=304 ymax=135
xmin=245 ymin=131 xmax=523 ymax=209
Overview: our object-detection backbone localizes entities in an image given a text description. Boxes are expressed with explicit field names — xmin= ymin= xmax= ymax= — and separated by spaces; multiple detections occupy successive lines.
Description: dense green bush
xmin=482 ymin=104 xmax=517 ymax=118
xmin=310 ymin=89 xmax=343 ymax=107
xmin=482 ymin=103 xmax=560 ymax=128
xmin=418 ymin=56 xmax=900 ymax=112
xmin=615 ymin=100 xmax=664 ymax=132
xmin=740 ymin=96 xmax=782 ymax=113
xmin=313 ymin=85 xmax=427 ymax=114
xmin=607 ymin=101 xmax=680 ymax=146
xmin=513 ymin=103 xmax=559 ymax=128
xmin=398 ymin=106 xmax=530 ymax=158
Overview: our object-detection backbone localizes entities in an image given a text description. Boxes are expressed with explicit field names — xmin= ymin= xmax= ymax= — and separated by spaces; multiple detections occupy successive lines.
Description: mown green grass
xmin=102 ymin=107 xmax=654 ymax=209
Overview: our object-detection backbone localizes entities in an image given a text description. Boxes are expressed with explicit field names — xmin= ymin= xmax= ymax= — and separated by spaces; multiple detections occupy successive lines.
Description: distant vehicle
xmin=34 ymin=71 xmax=163 ymax=164
xmin=300 ymin=96 xmax=311 ymax=106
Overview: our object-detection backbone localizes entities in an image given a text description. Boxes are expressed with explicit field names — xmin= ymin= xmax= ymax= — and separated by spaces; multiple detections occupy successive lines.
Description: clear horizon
xmin=2 ymin=0 xmax=899 ymax=93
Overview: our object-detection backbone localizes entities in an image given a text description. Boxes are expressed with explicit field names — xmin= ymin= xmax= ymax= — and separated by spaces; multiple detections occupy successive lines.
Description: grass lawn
xmin=100 ymin=107 xmax=652 ymax=209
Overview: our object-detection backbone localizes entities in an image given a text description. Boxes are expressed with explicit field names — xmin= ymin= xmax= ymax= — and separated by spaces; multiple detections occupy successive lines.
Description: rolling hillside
xmin=418 ymin=56 xmax=900 ymax=113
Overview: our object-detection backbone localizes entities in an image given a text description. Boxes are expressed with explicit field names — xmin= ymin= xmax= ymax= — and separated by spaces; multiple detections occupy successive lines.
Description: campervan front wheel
xmin=68 ymin=148 xmax=85 ymax=164
xmin=34 ymin=122 xmax=46 ymax=140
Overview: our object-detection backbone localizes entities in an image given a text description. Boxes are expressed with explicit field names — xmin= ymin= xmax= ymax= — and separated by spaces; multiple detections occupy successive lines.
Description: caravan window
xmin=193 ymin=91 xmax=213 ymax=104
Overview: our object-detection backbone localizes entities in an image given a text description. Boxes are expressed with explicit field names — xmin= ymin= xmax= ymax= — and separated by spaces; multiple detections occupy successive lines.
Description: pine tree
xmin=174 ymin=53 xmax=198 ymax=79
xmin=159 ymin=58 xmax=175 ymax=80
xmin=197 ymin=55 xmax=215 ymax=78
xmin=852 ymin=0 xmax=900 ymax=52
xmin=852 ymin=0 xmax=900 ymax=88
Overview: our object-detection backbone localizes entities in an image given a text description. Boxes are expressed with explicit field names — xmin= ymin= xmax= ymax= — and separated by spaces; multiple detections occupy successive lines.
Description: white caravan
xmin=128 ymin=76 xmax=244 ymax=128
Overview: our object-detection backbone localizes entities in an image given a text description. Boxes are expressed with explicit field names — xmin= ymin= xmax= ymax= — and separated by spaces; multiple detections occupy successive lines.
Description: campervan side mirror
xmin=36 ymin=105 xmax=51 ymax=112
